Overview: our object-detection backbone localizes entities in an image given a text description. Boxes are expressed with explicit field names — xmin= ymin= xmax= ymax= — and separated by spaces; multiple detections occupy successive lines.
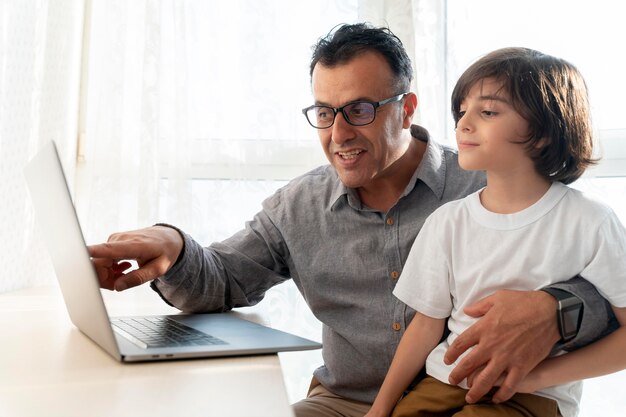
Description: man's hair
xmin=309 ymin=23 xmax=413 ymax=94
xmin=451 ymin=47 xmax=596 ymax=184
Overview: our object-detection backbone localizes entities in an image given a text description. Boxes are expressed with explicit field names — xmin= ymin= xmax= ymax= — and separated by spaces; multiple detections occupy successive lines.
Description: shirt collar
xmin=329 ymin=124 xmax=446 ymax=211
xmin=329 ymin=174 xmax=354 ymax=211
xmin=409 ymin=124 xmax=446 ymax=200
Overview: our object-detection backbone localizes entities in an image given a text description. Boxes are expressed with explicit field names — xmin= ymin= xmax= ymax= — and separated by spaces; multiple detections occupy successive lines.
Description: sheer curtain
xmin=0 ymin=0 xmax=85 ymax=293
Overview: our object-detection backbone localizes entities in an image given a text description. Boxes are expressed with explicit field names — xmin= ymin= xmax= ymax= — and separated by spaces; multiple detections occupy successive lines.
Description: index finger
xmin=464 ymin=360 xmax=508 ymax=403
xmin=113 ymin=258 xmax=168 ymax=291
xmin=444 ymin=322 xmax=480 ymax=367
xmin=491 ymin=368 xmax=523 ymax=403
xmin=447 ymin=336 xmax=490 ymax=386
xmin=87 ymin=242 xmax=142 ymax=260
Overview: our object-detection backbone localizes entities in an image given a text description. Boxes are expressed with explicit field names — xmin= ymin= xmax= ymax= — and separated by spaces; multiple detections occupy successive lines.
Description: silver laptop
xmin=24 ymin=141 xmax=321 ymax=362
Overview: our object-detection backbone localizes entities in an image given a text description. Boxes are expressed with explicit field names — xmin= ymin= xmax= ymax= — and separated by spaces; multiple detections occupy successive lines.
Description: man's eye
xmin=348 ymin=104 xmax=373 ymax=118
xmin=316 ymin=108 xmax=332 ymax=120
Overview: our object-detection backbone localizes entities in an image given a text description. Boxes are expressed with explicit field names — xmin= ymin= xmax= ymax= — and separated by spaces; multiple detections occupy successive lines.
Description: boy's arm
xmin=518 ymin=304 xmax=626 ymax=393
xmin=365 ymin=313 xmax=445 ymax=417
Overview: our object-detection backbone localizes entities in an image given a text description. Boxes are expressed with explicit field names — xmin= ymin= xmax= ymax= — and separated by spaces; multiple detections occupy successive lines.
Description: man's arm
xmin=443 ymin=276 xmax=617 ymax=404
xmin=514 ymin=304 xmax=626 ymax=394
xmin=150 ymin=217 xmax=291 ymax=313
xmin=550 ymin=276 xmax=619 ymax=351
xmin=88 ymin=206 xmax=292 ymax=313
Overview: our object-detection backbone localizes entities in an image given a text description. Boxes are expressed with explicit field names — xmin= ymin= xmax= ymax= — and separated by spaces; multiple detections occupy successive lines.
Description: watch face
xmin=561 ymin=303 xmax=581 ymax=337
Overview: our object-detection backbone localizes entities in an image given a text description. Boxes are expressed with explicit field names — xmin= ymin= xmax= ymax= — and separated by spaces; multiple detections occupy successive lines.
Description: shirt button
xmin=390 ymin=271 xmax=399 ymax=279
xmin=392 ymin=322 xmax=401 ymax=331
xmin=386 ymin=217 xmax=394 ymax=225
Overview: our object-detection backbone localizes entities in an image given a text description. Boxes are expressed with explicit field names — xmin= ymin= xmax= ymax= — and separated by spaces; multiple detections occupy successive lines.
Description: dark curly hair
xmin=309 ymin=23 xmax=413 ymax=94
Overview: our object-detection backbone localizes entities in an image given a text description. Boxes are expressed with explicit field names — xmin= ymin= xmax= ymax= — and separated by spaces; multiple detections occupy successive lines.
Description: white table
xmin=0 ymin=284 xmax=295 ymax=417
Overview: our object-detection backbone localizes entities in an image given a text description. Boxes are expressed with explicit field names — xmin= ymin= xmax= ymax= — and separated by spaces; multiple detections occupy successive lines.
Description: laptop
xmin=24 ymin=141 xmax=321 ymax=362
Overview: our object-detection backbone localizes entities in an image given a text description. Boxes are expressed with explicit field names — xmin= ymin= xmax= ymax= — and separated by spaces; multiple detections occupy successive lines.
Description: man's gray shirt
xmin=151 ymin=125 xmax=614 ymax=404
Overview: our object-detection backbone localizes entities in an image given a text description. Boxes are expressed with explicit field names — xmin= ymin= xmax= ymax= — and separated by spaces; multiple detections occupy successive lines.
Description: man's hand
xmin=87 ymin=226 xmax=184 ymax=291
xmin=444 ymin=289 xmax=560 ymax=403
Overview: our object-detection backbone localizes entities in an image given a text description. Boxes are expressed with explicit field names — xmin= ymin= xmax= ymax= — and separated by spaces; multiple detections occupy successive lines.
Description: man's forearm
xmin=547 ymin=275 xmax=618 ymax=351
xmin=151 ymin=216 xmax=290 ymax=313
xmin=150 ymin=231 xmax=233 ymax=313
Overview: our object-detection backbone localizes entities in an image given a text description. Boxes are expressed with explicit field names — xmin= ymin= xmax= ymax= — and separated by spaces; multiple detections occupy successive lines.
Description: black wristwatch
xmin=541 ymin=288 xmax=584 ymax=342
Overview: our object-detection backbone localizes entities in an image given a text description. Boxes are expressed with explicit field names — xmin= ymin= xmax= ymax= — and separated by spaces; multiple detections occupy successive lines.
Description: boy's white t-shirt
xmin=393 ymin=181 xmax=626 ymax=417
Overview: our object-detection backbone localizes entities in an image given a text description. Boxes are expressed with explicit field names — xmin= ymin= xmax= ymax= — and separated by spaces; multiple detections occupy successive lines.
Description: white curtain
xmin=0 ymin=0 xmax=85 ymax=293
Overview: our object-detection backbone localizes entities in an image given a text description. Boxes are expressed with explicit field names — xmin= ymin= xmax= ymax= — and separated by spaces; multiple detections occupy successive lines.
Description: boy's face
xmin=310 ymin=51 xmax=412 ymax=192
xmin=455 ymin=77 xmax=534 ymax=174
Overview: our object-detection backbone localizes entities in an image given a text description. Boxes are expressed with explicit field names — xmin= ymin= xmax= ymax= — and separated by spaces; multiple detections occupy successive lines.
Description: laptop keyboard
xmin=111 ymin=317 xmax=227 ymax=349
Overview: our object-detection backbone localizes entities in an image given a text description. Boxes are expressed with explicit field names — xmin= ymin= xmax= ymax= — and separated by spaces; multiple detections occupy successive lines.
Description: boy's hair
xmin=451 ymin=47 xmax=596 ymax=184
xmin=309 ymin=23 xmax=413 ymax=94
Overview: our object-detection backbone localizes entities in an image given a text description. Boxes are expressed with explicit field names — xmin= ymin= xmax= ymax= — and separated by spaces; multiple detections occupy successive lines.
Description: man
xmin=89 ymin=24 xmax=614 ymax=417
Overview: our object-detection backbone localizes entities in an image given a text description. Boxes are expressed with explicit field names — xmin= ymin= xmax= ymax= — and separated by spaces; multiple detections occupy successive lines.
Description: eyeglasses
xmin=302 ymin=93 xmax=408 ymax=129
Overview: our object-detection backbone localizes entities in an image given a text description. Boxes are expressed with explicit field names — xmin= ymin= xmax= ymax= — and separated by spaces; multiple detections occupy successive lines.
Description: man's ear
xmin=402 ymin=93 xmax=418 ymax=129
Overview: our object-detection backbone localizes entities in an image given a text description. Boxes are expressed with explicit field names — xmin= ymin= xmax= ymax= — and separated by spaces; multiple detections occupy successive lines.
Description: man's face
xmin=311 ymin=51 xmax=409 ymax=190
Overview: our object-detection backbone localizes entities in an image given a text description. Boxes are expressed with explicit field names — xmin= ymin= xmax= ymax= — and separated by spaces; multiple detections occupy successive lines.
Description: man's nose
xmin=331 ymin=112 xmax=356 ymax=145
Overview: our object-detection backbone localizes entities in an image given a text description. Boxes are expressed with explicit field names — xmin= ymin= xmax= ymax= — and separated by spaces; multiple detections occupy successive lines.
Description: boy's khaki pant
xmin=392 ymin=376 xmax=561 ymax=417
xmin=292 ymin=376 xmax=562 ymax=417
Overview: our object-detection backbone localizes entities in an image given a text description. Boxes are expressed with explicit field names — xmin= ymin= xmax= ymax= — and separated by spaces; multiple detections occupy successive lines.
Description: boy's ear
xmin=402 ymin=93 xmax=418 ymax=129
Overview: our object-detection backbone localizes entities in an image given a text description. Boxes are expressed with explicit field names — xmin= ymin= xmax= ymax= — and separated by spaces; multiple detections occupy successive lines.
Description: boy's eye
xmin=482 ymin=110 xmax=497 ymax=117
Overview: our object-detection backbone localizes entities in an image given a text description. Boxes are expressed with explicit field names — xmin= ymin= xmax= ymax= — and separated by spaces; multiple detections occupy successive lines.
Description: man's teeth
xmin=338 ymin=150 xmax=363 ymax=159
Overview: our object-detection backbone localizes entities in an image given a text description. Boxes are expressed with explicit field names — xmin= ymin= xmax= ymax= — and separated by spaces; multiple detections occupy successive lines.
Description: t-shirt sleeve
xmin=393 ymin=212 xmax=453 ymax=319
xmin=581 ymin=210 xmax=626 ymax=307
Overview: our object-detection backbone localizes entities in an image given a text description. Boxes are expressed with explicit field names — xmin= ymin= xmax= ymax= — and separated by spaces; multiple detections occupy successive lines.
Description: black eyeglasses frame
xmin=301 ymin=93 xmax=408 ymax=129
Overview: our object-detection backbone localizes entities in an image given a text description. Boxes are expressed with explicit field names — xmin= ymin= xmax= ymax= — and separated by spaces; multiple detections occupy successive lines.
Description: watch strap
xmin=541 ymin=288 xmax=583 ymax=342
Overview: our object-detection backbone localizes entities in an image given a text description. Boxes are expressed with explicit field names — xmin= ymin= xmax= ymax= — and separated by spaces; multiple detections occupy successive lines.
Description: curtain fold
xmin=0 ymin=0 xmax=85 ymax=293
xmin=76 ymin=0 xmax=162 ymax=242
